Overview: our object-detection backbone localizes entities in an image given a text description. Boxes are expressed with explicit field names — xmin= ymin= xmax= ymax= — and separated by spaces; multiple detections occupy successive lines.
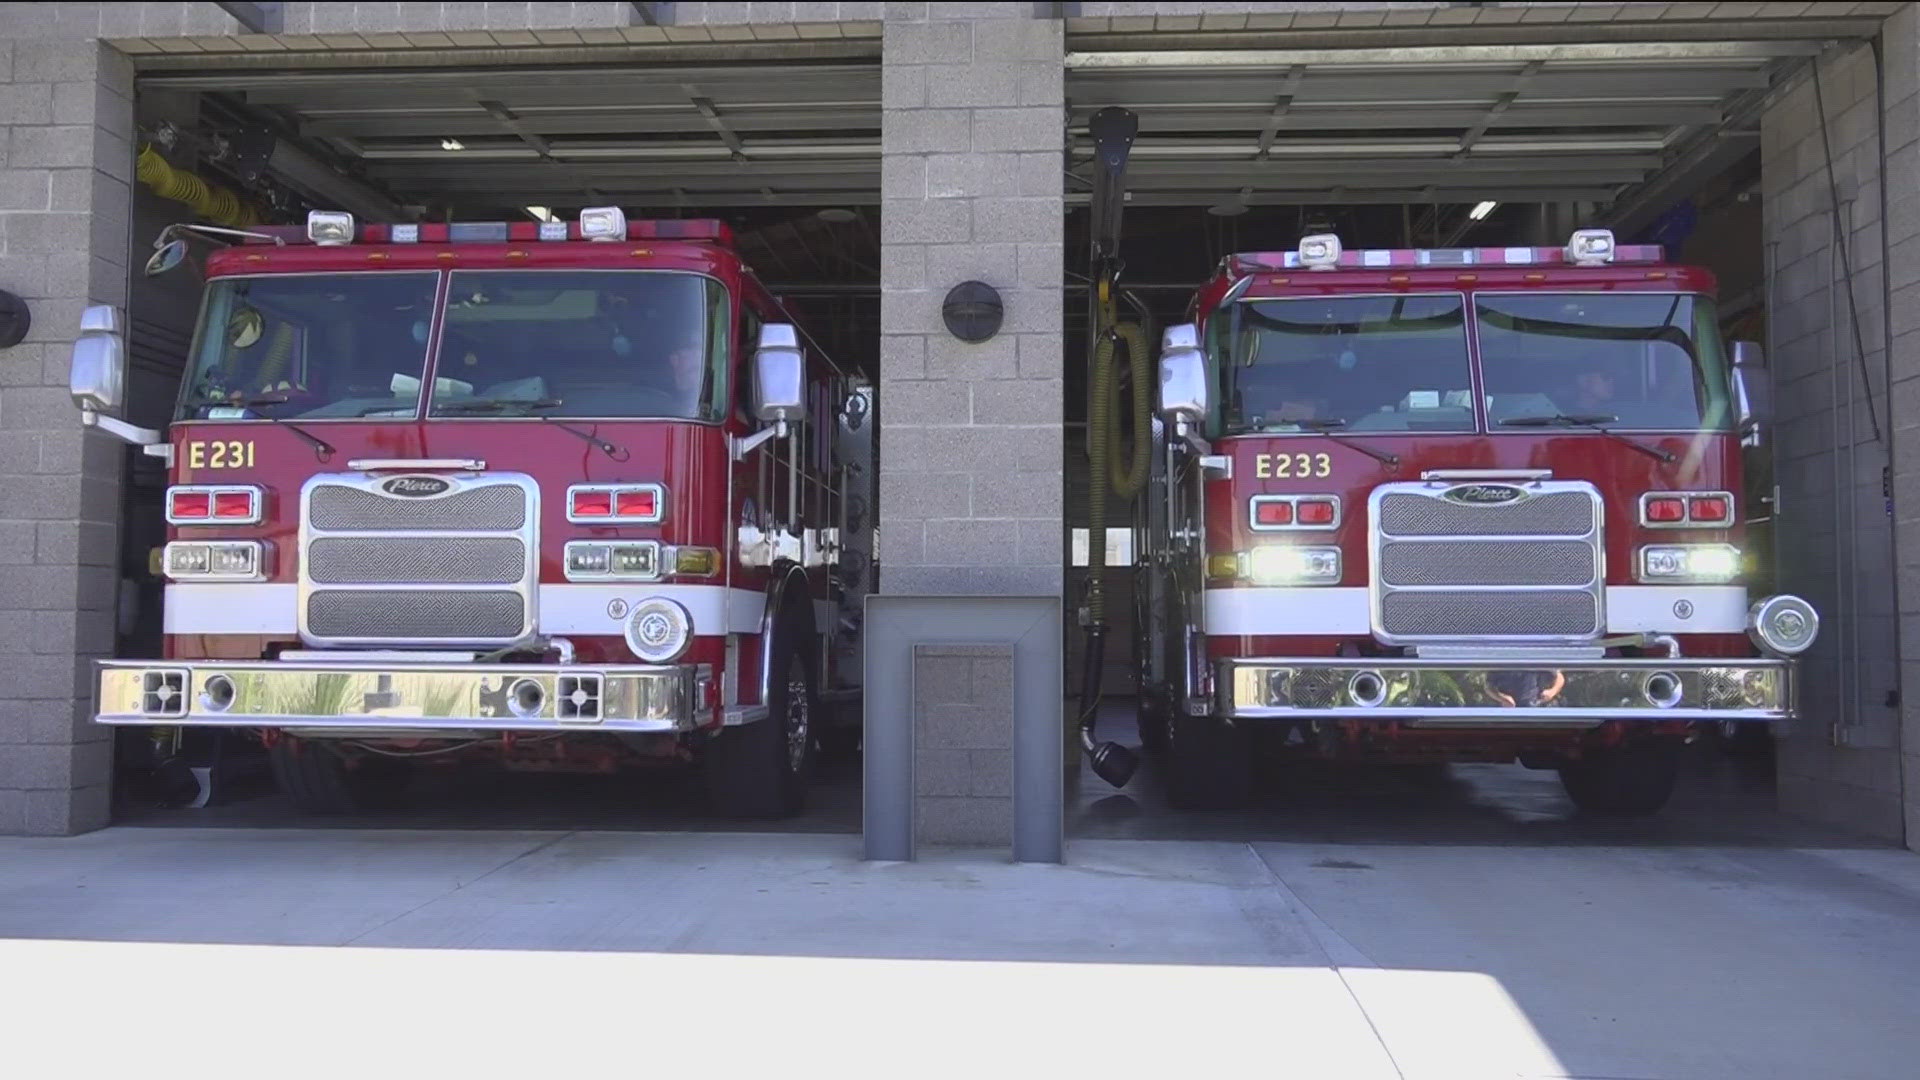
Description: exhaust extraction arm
xmin=1078 ymin=106 xmax=1147 ymax=789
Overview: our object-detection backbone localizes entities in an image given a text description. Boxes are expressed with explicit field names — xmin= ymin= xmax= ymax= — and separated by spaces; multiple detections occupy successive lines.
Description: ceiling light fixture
xmin=524 ymin=206 xmax=555 ymax=223
xmin=1469 ymin=200 xmax=1499 ymax=221
xmin=440 ymin=138 xmax=465 ymax=152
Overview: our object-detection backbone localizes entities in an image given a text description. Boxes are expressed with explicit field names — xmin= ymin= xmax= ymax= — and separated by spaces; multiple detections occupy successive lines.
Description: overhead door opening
xmin=1058 ymin=32 xmax=1860 ymax=837
xmin=107 ymin=46 xmax=879 ymax=829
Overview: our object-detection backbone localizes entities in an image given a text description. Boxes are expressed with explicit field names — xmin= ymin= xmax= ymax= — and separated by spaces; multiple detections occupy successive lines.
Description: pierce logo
xmin=1443 ymin=484 xmax=1526 ymax=505
xmin=382 ymin=476 xmax=452 ymax=498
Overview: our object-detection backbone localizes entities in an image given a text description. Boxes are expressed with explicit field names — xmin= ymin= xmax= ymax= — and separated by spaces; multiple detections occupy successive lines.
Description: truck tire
xmin=704 ymin=620 xmax=816 ymax=819
xmin=1165 ymin=713 xmax=1252 ymax=809
xmin=268 ymin=740 xmax=409 ymax=813
xmin=1558 ymin=744 xmax=1681 ymax=815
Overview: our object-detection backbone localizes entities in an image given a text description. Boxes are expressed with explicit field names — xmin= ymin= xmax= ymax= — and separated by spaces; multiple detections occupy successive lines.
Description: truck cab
xmin=1136 ymin=229 xmax=1817 ymax=813
xmin=71 ymin=208 xmax=873 ymax=817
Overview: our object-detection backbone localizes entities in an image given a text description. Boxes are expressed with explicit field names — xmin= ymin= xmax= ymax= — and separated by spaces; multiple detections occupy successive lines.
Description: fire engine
xmin=69 ymin=207 xmax=874 ymax=817
xmin=1130 ymin=229 xmax=1819 ymax=813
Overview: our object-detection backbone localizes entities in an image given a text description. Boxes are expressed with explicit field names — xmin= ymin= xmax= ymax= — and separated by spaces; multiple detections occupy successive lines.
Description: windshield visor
xmin=1216 ymin=294 xmax=1474 ymax=435
xmin=175 ymin=272 xmax=439 ymax=421
xmin=1478 ymin=293 xmax=1731 ymax=431
xmin=429 ymin=270 xmax=728 ymax=420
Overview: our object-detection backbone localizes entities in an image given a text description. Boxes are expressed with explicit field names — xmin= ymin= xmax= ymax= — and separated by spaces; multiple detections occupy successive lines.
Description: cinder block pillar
xmin=879 ymin=4 xmax=1064 ymax=598
xmin=0 ymin=28 xmax=137 ymax=835
xmin=878 ymin=5 xmax=1065 ymax=849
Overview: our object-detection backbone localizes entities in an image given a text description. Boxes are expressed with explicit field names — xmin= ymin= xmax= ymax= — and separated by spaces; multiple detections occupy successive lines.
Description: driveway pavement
xmin=1 ymin=828 xmax=1915 ymax=1079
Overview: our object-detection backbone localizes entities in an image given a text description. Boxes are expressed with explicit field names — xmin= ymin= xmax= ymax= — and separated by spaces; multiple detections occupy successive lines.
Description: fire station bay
xmin=0 ymin=0 xmax=1916 ymax=857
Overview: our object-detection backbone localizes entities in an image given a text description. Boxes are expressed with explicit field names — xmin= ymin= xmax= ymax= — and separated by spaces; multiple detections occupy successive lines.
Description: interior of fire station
xmin=93 ymin=7 xmax=1913 ymax=843
xmin=1057 ymin=16 xmax=1907 ymax=837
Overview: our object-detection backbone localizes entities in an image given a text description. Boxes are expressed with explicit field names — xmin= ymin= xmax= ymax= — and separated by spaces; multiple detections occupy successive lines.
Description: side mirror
xmin=70 ymin=304 xmax=126 ymax=414
xmin=1156 ymin=323 xmax=1209 ymax=425
xmin=1730 ymin=340 xmax=1770 ymax=431
xmin=752 ymin=323 xmax=806 ymax=430
xmin=145 ymin=238 xmax=189 ymax=277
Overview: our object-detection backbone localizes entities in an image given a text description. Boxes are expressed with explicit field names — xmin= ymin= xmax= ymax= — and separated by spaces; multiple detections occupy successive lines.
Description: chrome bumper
xmin=1221 ymin=657 xmax=1794 ymax=727
xmin=94 ymin=659 xmax=703 ymax=735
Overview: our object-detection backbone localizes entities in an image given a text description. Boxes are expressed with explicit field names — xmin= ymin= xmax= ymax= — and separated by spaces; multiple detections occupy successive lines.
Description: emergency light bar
xmin=1234 ymin=229 xmax=1659 ymax=273
xmin=254 ymin=211 xmax=734 ymax=246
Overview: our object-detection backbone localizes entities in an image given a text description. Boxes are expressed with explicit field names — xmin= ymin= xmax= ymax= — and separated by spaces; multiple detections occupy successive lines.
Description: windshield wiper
xmin=1498 ymin=413 xmax=1675 ymax=464
xmin=435 ymin=397 xmax=564 ymax=414
xmin=542 ymin=415 xmax=628 ymax=461
xmin=1293 ymin=418 xmax=1401 ymax=469
xmin=185 ymin=392 xmax=334 ymax=462
xmin=436 ymin=397 xmax=626 ymax=459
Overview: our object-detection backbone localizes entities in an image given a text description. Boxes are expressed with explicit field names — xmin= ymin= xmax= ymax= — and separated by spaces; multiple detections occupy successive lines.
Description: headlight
xmin=625 ymin=597 xmax=692 ymax=663
xmin=1245 ymin=545 xmax=1341 ymax=585
xmin=163 ymin=541 xmax=261 ymax=580
xmin=1749 ymin=594 xmax=1819 ymax=656
xmin=563 ymin=540 xmax=659 ymax=581
xmin=1638 ymin=544 xmax=1740 ymax=583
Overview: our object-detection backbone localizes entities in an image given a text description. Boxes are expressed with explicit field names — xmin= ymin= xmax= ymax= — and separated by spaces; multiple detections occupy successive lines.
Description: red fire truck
xmin=1133 ymin=229 xmax=1818 ymax=813
xmin=70 ymin=207 xmax=873 ymax=817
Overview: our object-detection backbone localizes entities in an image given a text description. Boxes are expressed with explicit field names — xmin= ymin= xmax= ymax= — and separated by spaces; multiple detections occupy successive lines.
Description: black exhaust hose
xmin=1075 ymin=106 xmax=1142 ymax=790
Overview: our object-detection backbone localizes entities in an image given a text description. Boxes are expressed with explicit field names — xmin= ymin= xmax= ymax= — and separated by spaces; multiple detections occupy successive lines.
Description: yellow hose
xmin=137 ymin=145 xmax=256 ymax=227
xmin=1084 ymin=284 xmax=1153 ymax=627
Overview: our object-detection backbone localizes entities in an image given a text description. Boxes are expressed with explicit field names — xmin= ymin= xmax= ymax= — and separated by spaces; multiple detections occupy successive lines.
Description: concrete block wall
xmin=913 ymin=644 xmax=1013 ymax=846
xmin=1761 ymin=23 xmax=1913 ymax=845
xmin=878 ymin=5 xmax=1064 ymax=598
xmin=0 ymin=23 xmax=138 ymax=834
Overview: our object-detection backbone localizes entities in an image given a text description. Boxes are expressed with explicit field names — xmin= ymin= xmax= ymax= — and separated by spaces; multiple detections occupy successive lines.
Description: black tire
xmin=704 ymin=613 xmax=816 ymax=818
xmin=1558 ymin=743 xmax=1681 ymax=815
xmin=1165 ymin=713 xmax=1252 ymax=809
xmin=268 ymin=740 xmax=410 ymax=813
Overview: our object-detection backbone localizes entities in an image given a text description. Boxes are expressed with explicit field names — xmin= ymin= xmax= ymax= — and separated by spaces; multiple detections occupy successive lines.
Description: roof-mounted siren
xmin=1298 ymin=233 xmax=1342 ymax=271
xmin=1566 ymin=228 xmax=1616 ymax=267
xmin=306 ymin=210 xmax=355 ymax=246
xmin=580 ymin=206 xmax=627 ymax=242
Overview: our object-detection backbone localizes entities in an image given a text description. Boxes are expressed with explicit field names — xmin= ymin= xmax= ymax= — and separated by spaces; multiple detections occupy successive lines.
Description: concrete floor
xmin=1 ymin=828 xmax=1916 ymax=1078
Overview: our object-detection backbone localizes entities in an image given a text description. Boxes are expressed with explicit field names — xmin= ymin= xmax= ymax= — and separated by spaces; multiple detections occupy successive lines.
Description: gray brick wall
xmin=0 ymin=21 xmax=137 ymax=834
xmin=913 ymin=643 xmax=1013 ymax=846
xmin=879 ymin=6 xmax=1063 ymax=597
xmin=1761 ymin=22 xmax=1913 ymax=846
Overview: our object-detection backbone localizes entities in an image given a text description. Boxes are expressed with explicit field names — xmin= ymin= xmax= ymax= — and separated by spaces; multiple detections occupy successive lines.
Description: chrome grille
xmin=1380 ymin=540 xmax=1595 ymax=587
xmin=1378 ymin=491 xmax=1595 ymax=536
xmin=1370 ymin=481 xmax=1604 ymax=643
xmin=309 ymin=485 xmax=525 ymax=531
xmin=1380 ymin=592 xmax=1598 ymax=638
xmin=300 ymin=473 xmax=538 ymax=646
xmin=307 ymin=537 xmax=526 ymax=585
xmin=307 ymin=591 xmax=525 ymax=639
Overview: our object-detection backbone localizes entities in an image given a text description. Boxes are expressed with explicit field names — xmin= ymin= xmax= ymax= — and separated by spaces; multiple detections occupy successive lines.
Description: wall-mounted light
xmin=0 ymin=290 xmax=30 ymax=348
xmin=942 ymin=281 xmax=1003 ymax=344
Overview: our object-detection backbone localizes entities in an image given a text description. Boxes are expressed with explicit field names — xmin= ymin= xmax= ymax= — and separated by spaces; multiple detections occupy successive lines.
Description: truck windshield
xmin=175 ymin=272 xmax=439 ymax=421
xmin=1478 ymin=293 xmax=1731 ymax=431
xmin=1215 ymin=294 xmax=1474 ymax=435
xmin=429 ymin=270 xmax=728 ymax=421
